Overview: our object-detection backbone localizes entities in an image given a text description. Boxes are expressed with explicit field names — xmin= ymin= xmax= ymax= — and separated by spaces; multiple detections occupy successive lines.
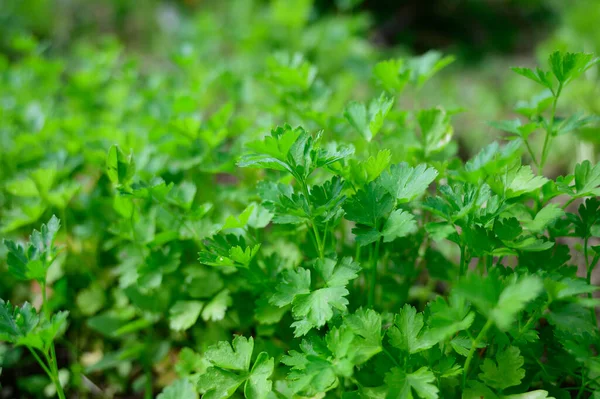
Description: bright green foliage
xmin=456 ymin=273 xmax=543 ymax=330
xmin=282 ymin=309 xmax=383 ymax=396
xmin=380 ymin=163 xmax=438 ymax=203
xmin=382 ymin=210 xmax=417 ymax=242
xmin=389 ymin=304 xmax=437 ymax=354
xmin=416 ymin=108 xmax=454 ymax=158
xmin=106 ymin=145 xmax=136 ymax=187
xmin=271 ymin=257 xmax=360 ymax=336
xmin=524 ymin=204 xmax=565 ymax=233
xmin=197 ymin=336 xmax=274 ymax=399
xmin=385 ymin=367 xmax=439 ymax=399
xmin=573 ymin=160 xmax=600 ymax=197
xmin=344 ymin=94 xmax=394 ymax=142
xmin=373 ymin=59 xmax=410 ymax=93
xmin=1 ymin=8 xmax=599 ymax=399
xmin=1 ymin=219 xmax=68 ymax=397
xmin=478 ymin=346 xmax=525 ymax=390
xmin=169 ymin=301 xmax=204 ymax=331
xmin=239 ymin=125 xmax=353 ymax=181
xmin=158 ymin=379 xmax=198 ymax=399
xmin=4 ymin=215 xmax=60 ymax=283
xmin=548 ymin=51 xmax=599 ymax=85
xmin=0 ymin=301 xmax=39 ymax=344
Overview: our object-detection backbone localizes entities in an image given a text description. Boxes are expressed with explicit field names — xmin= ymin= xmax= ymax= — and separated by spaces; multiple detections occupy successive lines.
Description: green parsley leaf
xmin=201 ymin=290 xmax=232 ymax=322
xmin=416 ymin=108 xmax=453 ymax=157
xmin=379 ymin=163 xmax=438 ymax=203
xmin=344 ymin=93 xmax=394 ymax=142
xmin=408 ymin=51 xmax=455 ymax=88
xmin=548 ymin=51 xmax=599 ymax=85
xmin=373 ymin=59 xmax=410 ymax=93
xmin=198 ymin=336 xmax=274 ymax=399
xmin=169 ymin=301 xmax=204 ymax=331
xmin=478 ymin=346 xmax=525 ymax=390
xmin=344 ymin=308 xmax=383 ymax=363
xmin=388 ymin=304 xmax=436 ymax=354
xmin=381 ymin=209 xmax=417 ymax=243
xmin=157 ymin=379 xmax=198 ymax=399
xmin=524 ymin=203 xmax=565 ymax=233
xmin=456 ymin=273 xmax=543 ymax=330
xmin=106 ymin=145 xmax=136 ymax=186
xmin=573 ymin=160 xmax=600 ymax=197
xmin=385 ymin=366 xmax=439 ymax=399
xmin=4 ymin=215 xmax=61 ymax=283
xmin=270 ymin=257 xmax=360 ymax=336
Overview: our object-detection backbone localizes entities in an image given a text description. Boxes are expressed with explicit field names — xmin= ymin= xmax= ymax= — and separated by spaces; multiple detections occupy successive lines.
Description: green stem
xmin=584 ymin=236 xmax=590 ymax=275
xmin=463 ymin=320 xmax=493 ymax=389
xmin=382 ymin=347 xmax=399 ymax=367
xmin=27 ymin=346 xmax=53 ymax=380
xmin=368 ymin=238 xmax=381 ymax=308
xmin=354 ymin=244 xmax=363 ymax=296
xmin=50 ymin=343 xmax=60 ymax=376
xmin=350 ymin=376 xmax=364 ymax=389
xmin=584 ymin=237 xmax=599 ymax=328
xmin=41 ymin=281 xmax=49 ymax=321
xmin=299 ymin=179 xmax=324 ymax=259
xmin=306 ymin=223 xmax=319 ymax=255
xmin=312 ymin=222 xmax=324 ymax=259
xmin=414 ymin=232 xmax=429 ymax=272
xmin=523 ymin=138 xmax=539 ymax=168
xmin=145 ymin=366 xmax=153 ymax=399
xmin=576 ymin=372 xmax=586 ymax=399
xmin=540 ymin=83 xmax=562 ymax=172
xmin=518 ymin=303 xmax=549 ymax=339
xmin=44 ymin=348 xmax=66 ymax=399
xmin=323 ymin=220 xmax=330 ymax=253
xmin=459 ymin=244 xmax=467 ymax=277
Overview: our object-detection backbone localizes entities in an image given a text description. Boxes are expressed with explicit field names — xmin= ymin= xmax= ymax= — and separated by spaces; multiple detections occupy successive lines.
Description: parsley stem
xmin=462 ymin=319 xmax=493 ymax=390
xmin=584 ymin=236 xmax=590 ymax=277
xmin=459 ymin=245 xmax=467 ymax=277
xmin=382 ymin=347 xmax=399 ymax=366
xmin=350 ymin=376 xmax=363 ymax=389
xmin=306 ymin=223 xmax=318 ymax=253
xmin=540 ymin=83 xmax=562 ymax=173
xmin=145 ymin=366 xmax=153 ymax=399
xmin=584 ymin=236 xmax=599 ymax=329
xmin=299 ymin=179 xmax=324 ymax=259
xmin=486 ymin=254 xmax=493 ymax=274
xmin=27 ymin=346 xmax=54 ymax=382
xmin=41 ymin=281 xmax=49 ymax=321
xmin=523 ymin=138 xmax=539 ymax=169
xmin=518 ymin=303 xmax=548 ymax=339
xmin=576 ymin=373 xmax=586 ymax=399
xmin=51 ymin=344 xmax=66 ymax=399
xmin=368 ymin=238 xmax=381 ymax=308
xmin=312 ymin=222 xmax=324 ymax=259
xmin=323 ymin=220 xmax=329 ymax=253
xmin=45 ymin=347 xmax=66 ymax=399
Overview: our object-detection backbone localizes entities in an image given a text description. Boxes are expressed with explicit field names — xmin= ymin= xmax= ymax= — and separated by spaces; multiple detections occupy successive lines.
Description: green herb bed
xmin=1 ymin=7 xmax=600 ymax=399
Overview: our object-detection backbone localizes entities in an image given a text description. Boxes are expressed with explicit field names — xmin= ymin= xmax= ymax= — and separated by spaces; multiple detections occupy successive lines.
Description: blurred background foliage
xmin=2 ymin=0 xmax=598 ymax=169
xmin=1 ymin=0 xmax=600 ymax=397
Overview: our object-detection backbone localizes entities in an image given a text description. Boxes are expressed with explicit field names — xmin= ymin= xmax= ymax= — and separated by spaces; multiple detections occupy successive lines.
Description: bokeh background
xmin=2 ymin=0 xmax=599 ymax=172
xmin=1 ymin=1 xmax=600 ymax=397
